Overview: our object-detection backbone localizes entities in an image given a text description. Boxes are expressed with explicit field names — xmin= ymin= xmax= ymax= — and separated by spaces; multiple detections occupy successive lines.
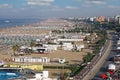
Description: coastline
xmin=0 ymin=18 xmax=74 ymax=37
xmin=0 ymin=19 xmax=50 ymax=37
xmin=0 ymin=18 xmax=43 ymax=29
xmin=0 ymin=18 xmax=82 ymax=78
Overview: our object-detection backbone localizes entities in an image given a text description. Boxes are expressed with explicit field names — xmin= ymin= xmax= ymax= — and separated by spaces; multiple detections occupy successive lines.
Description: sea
xmin=0 ymin=18 xmax=43 ymax=29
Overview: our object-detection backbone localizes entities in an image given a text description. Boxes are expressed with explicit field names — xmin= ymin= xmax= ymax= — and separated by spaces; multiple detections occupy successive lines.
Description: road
xmin=93 ymin=32 xmax=118 ymax=80
xmin=73 ymin=31 xmax=113 ymax=80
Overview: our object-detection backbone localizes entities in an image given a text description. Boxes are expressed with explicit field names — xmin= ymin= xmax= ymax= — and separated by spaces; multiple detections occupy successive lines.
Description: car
xmin=108 ymin=57 xmax=114 ymax=61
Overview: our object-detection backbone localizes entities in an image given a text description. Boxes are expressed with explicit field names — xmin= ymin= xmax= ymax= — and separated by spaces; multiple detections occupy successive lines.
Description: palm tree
xmin=59 ymin=73 xmax=66 ymax=80
xmin=30 ymin=41 xmax=35 ymax=48
xmin=24 ymin=48 xmax=32 ymax=55
xmin=83 ymin=53 xmax=93 ymax=63
xmin=12 ymin=44 xmax=19 ymax=56
xmin=29 ymin=41 xmax=35 ymax=53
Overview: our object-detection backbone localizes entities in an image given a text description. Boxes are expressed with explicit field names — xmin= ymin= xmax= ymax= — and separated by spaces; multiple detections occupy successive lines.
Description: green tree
xmin=59 ymin=73 xmax=66 ymax=80
xmin=83 ymin=53 xmax=93 ymax=63
xmin=30 ymin=41 xmax=35 ymax=48
xmin=12 ymin=44 xmax=19 ymax=56
xmin=29 ymin=41 xmax=35 ymax=53
xmin=69 ymin=65 xmax=79 ymax=75
xmin=84 ymin=37 xmax=88 ymax=41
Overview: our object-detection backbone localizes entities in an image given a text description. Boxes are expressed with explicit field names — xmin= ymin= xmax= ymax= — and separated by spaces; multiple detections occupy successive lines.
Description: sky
xmin=0 ymin=0 xmax=120 ymax=18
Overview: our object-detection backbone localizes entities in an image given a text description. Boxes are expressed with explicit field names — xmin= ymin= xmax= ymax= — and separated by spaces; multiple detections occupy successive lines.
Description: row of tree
xmin=52 ymin=26 xmax=93 ymax=34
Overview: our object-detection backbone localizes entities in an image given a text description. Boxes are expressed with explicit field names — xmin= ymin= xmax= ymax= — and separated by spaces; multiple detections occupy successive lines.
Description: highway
xmin=73 ymin=31 xmax=113 ymax=80
xmin=92 ymin=31 xmax=118 ymax=80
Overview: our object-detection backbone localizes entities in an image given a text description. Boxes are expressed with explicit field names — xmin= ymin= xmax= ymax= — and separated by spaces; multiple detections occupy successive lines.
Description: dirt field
xmin=0 ymin=46 xmax=92 ymax=64
xmin=0 ymin=46 xmax=92 ymax=78
xmin=30 ymin=49 xmax=92 ymax=64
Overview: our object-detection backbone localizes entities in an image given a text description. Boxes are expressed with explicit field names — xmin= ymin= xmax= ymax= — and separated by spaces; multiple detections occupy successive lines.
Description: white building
xmin=62 ymin=42 xmax=73 ymax=51
xmin=20 ymin=46 xmax=28 ymax=50
xmin=43 ymin=44 xmax=60 ymax=51
xmin=118 ymin=17 xmax=120 ymax=24
xmin=27 ymin=71 xmax=58 ymax=80
xmin=76 ymin=45 xmax=85 ymax=51
xmin=115 ymin=15 xmax=120 ymax=24
xmin=12 ymin=57 xmax=50 ymax=63
xmin=89 ymin=17 xmax=94 ymax=22
xmin=36 ymin=39 xmax=41 ymax=42
xmin=57 ymin=39 xmax=83 ymax=42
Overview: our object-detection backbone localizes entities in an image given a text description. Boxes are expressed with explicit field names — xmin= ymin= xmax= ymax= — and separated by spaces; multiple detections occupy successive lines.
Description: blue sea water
xmin=0 ymin=18 xmax=43 ymax=28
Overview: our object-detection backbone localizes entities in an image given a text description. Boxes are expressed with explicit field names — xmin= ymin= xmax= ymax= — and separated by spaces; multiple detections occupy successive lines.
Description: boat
xmin=4 ymin=20 xmax=10 ymax=23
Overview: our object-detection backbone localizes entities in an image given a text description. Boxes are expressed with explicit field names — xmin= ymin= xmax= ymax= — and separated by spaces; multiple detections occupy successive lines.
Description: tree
xmin=59 ymin=73 xmax=66 ymax=80
xmin=29 ymin=41 xmax=35 ymax=53
xmin=70 ymin=65 xmax=79 ymax=75
xmin=83 ymin=53 xmax=93 ymax=63
xmin=84 ymin=37 xmax=88 ymax=41
xmin=12 ymin=44 xmax=19 ymax=56
xmin=24 ymin=48 xmax=32 ymax=55
xmin=96 ymin=39 xmax=106 ymax=47
xmin=30 ymin=41 xmax=35 ymax=48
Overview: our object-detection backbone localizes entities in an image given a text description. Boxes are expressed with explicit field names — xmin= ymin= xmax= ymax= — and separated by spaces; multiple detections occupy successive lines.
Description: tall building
xmin=89 ymin=17 xmax=94 ymax=22
xmin=95 ymin=16 xmax=105 ymax=22
xmin=118 ymin=17 xmax=120 ymax=24
xmin=114 ymin=15 xmax=120 ymax=24
xmin=107 ymin=17 xmax=114 ymax=22
xmin=107 ymin=17 xmax=110 ymax=22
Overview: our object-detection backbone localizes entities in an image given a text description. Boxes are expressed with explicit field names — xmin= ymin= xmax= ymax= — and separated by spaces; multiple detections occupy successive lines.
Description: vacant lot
xmin=0 ymin=46 xmax=92 ymax=65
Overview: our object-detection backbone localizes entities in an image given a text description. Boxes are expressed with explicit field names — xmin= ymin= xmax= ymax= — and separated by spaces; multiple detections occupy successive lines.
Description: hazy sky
xmin=0 ymin=0 xmax=120 ymax=18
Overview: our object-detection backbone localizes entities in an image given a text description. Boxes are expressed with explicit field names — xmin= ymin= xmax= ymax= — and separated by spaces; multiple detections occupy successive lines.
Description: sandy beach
xmin=0 ymin=19 xmax=93 ymax=78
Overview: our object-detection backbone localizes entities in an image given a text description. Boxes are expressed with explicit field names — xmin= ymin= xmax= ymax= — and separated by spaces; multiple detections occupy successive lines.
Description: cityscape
xmin=0 ymin=0 xmax=120 ymax=80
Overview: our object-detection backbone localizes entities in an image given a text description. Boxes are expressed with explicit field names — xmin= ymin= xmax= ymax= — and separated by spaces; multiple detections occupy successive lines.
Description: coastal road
xmin=92 ymin=32 xmax=118 ymax=80
xmin=82 ymin=31 xmax=113 ymax=80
